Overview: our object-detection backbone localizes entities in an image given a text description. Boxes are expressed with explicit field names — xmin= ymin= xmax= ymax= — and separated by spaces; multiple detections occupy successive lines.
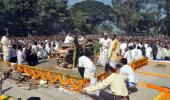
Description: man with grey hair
xmin=98 ymin=32 xmax=112 ymax=67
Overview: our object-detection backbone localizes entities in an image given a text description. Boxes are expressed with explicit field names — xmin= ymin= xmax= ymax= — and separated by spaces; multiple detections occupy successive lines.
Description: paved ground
xmin=0 ymin=60 xmax=170 ymax=100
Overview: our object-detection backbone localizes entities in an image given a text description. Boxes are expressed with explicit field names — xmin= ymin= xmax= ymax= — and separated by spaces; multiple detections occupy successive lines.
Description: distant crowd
xmin=0 ymin=33 xmax=169 ymax=66
xmin=0 ymin=33 xmax=170 ymax=100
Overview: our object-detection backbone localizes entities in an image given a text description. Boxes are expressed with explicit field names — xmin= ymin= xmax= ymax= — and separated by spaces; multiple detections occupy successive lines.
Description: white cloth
xmin=98 ymin=38 xmax=111 ymax=66
xmin=78 ymin=56 xmax=96 ymax=85
xmin=120 ymin=43 xmax=127 ymax=55
xmin=54 ymin=42 xmax=59 ymax=51
xmin=136 ymin=49 xmax=143 ymax=60
xmin=146 ymin=47 xmax=152 ymax=59
xmin=131 ymin=48 xmax=137 ymax=61
xmin=45 ymin=46 xmax=53 ymax=54
xmin=1 ymin=36 xmax=10 ymax=61
xmin=17 ymin=50 xmax=25 ymax=64
xmin=164 ymin=48 xmax=169 ymax=57
xmin=32 ymin=45 xmax=38 ymax=53
xmin=64 ymin=35 xmax=74 ymax=44
xmin=124 ymin=50 xmax=132 ymax=64
xmin=1 ymin=36 xmax=9 ymax=45
xmin=99 ymin=38 xmax=112 ymax=54
xmin=128 ymin=43 xmax=133 ymax=47
xmin=119 ymin=65 xmax=138 ymax=84
xmin=97 ymin=54 xmax=108 ymax=67
xmin=156 ymin=47 xmax=163 ymax=60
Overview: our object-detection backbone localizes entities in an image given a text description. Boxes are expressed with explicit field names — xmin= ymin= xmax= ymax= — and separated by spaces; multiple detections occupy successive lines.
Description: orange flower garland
xmin=15 ymin=65 xmax=86 ymax=92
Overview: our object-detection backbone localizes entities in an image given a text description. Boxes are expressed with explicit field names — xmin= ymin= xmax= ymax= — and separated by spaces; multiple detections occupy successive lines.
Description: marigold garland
xmin=15 ymin=65 xmax=86 ymax=92
xmin=0 ymin=57 xmax=148 ymax=92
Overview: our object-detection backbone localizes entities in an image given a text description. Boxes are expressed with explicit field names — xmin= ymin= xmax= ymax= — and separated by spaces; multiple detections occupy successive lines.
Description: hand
xmin=81 ymin=89 xmax=87 ymax=94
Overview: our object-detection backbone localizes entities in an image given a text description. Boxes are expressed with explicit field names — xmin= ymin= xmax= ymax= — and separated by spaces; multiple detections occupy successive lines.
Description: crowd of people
xmin=0 ymin=32 xmax=170 ymax=100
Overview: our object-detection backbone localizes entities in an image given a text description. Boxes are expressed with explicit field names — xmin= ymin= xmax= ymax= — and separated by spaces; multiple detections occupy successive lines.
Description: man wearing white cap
xmin=98 ymin=32 xmax=112 ymax=67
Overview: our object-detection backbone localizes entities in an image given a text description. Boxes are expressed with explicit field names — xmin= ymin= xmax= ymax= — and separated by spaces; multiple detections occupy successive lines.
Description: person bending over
xmin=81 ymin=63 xmax=128 ymax=100
xmin=116 ymin=58 xmax=138 ymax=93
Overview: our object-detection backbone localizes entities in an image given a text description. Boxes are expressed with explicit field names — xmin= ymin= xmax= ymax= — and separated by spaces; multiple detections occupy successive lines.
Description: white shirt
xmin=64 ymin=35 xmax=74 ymax=44
xmin=45 ymin=46 xmax=53 ymax=54
xmin=32 ymin=45 xmax=38 ymax=53
xmin=99 ymin=38 xmax=112 ymax=54
xmin=124 ymin=50 xmax=132 ymax=64
xmin=146 ymin=47 xmax=152 ymax=59
xmin=120 ymin=43 xmax=127 ymax=55
xmin=17 ymin=50 xmax=25 ymax=64
xmin=136 ymin=49 xmax=143 ymax=59
xmin=119 ymin=65 xmax=138 ymax=84
xmin=156 ymin=47 xmax=163 ymax=59
xmin=131 ymin=48 xmax=137 ymax=61
xmin=1 ymin=36 xmax=9 ymax=45
xmin=78 ymin=56 xmax=95 ymax=69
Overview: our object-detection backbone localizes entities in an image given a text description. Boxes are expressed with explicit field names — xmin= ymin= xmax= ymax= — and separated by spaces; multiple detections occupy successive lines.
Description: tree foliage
xmin=0 ymin=0 xmax=170 ymax=36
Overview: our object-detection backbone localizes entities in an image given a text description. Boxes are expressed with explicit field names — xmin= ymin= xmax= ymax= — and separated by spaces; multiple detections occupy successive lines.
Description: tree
xmin=71 ymin=10 xmax=86 ymax=31
xmin=165 ymin=0 xmax=170 ymax=36
xmin=71 ymin=0 xmax=113 ymax=33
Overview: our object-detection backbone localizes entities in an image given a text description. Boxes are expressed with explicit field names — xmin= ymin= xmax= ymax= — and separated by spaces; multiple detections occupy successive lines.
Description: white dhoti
xmin=84 ymin=67 xmax=97 ymax=85
xmin=97 ymin=53 xmax=108 ymax=67
xmin=2 ymin=45 xmax=9 ymax=62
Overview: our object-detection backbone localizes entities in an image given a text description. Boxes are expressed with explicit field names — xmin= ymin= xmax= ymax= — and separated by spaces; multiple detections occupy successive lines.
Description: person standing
xmin=64 ymin=33 xmax=74 ymax=44
xmin=124 ymin=47 xmax=132 ymax=64
xmin=136 ymin=46 xmax=143 ymax=60
xmin=141 ymin=44 xmax=146 ymax=57
xmin=131 ymin=44 xmax=137 ymax=61
xmin=164 ymin=46 xmax=170 ymax=61
xmin=1 ymin=32 xmax=10 ymax=62
xmin=108 ymin=34 xmax=120 ymax=62
xmin=152 ymin=44 xmax=158 ymax=60
xmin=146 ymin=45 xmax=153 ymax=60
xmin=156 ymin=46 xmax=163 ymax=60
xmin=98 ymin=33 xmax=112 ymax=67
xmin=17 ymin=45 xmax=26 ymax=64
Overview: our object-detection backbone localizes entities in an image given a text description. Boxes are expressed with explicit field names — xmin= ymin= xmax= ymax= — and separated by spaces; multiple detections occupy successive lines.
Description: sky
xmin=68 ymin=0 xmax=112 ymax=6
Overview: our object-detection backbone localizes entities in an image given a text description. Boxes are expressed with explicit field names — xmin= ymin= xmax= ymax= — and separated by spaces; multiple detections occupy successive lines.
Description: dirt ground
xmin=0 ymin=60 xmax=170 ymax=100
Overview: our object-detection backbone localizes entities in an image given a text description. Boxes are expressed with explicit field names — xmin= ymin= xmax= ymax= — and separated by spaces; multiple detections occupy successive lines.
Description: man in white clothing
xmin=1 ymin=33 xmax=10 ymax=61
xmin=116 ymin=58 xmax=138 ymax=92
xmin=156 ymin=46 xmax=163 ymax=60
xmin=124 ymin=47 xmax=132 ymax=64
xmin=146 ymin=45 xmax=152 ymax=60
xmin=98 ymin=33 xmax=112 ymax=67
xmin=120 ymin=42 xmax=127 ymax=56
xmin=131 ymin=44 xmax=137 ymax=61
xmin=17 ymin=45 xmax=25 ymax=64
xmin=78 ymin=51 xmax=96 ymax=85
xmin=64 ymin=33 xmax=74 ymax=44
xmin=136 ymin=46 xmax=143 ymax=60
